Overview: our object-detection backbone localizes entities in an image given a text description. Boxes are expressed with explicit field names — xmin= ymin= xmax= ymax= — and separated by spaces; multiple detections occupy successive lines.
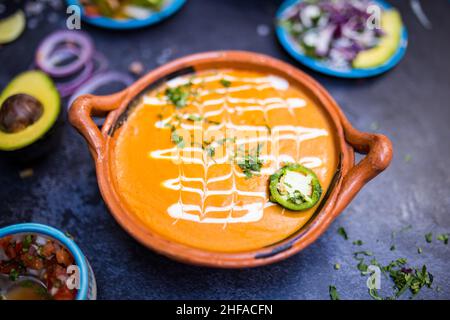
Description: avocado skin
xmin=0 ymin=111 xmax=63 ymax=164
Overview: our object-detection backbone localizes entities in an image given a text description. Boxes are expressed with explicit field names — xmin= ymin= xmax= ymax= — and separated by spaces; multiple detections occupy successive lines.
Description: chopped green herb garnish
xmin=65 ymin=232 xmax=74 ymax=240
xmin=206 ymin=146 xmax=215 ymax=158
xmin=337 ymin=227 xmax=348 ymax=240
xmin=353 ymin=240 xmax=363 ymax=246
xmin=390 ymin=264 xmax=433 ymax=298
xmin=22 ymin=234 xmax=32 ymax=250
xmin=220 ymin=79 xmax=232 ymax=87
xmin=368 ymin=288 xmax=383 ymax=300
xmin=186 ymin=114 xmax=203 ymax=122
xmin=390 ymin=245 xmax=396 ymax=251
xmin=205 ymin=118 xmax=221 ymax=125
xmin=329 ymin=285 xmax=340 ymax=300
xmin=437 ymin=234 xmax=448 ymax=244
xmin=353 ymin=251 xmax=373 ymax=258
xmin=357 ymin=260 xmax=368 ymax=274
xmin=417 ymin=247 xmax=422 ymax=254
xmin=237 ymin=144 xmax=264 ymax=178
xmin=334 ymin=263 xmax=341 ymax=270
xmin=425 ymin=232 xmax=433 ymax=243
xmin=9 ymin=268 xmax=19 ymax=281
xmin=165 ymin=83 xmax=192 ymax=109
xmin=171 ymin=131 xmax=185 ymax=148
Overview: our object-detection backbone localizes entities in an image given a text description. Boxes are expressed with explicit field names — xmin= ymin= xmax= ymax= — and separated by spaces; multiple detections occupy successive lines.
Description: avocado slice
xmin=0 ymin=10 xmax=26 ymax=44
xmin=352 ymin=10 xmax=403 ymax=69
xmin=0 ymin=71 xmax=60 ymax=151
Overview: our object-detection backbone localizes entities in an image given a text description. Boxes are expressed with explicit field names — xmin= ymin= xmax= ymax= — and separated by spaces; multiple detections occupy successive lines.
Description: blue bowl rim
xmin=0 ymin=223 xmax=89 ymax=300
xmin=65 ymin=0 xmax=186 ymax=30
xmin=275 ymin=0 xmax=408 ymax=78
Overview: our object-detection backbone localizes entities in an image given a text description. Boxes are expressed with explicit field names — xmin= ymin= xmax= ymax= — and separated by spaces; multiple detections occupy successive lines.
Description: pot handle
xmin=68 ymin=90 xmax=129 ymax=159
xmin=333 ymin=116 xmax=393 ymax=215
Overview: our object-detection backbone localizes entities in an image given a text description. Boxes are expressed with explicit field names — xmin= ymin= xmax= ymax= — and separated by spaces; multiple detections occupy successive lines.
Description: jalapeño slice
xmin=269 ymin=163 xmax=322 ymax=211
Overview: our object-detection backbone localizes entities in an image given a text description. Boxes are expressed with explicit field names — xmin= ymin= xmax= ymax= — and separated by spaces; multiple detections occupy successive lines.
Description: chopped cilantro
xmin=22 ymin=234 xmax=32 ymax=250
xmin=329 ymin=285 xmax=340 ymax=300
xmin=417 ymin=247 xmax=422 ymax=254
xmin=437 ymin=234 xmax=449 ymax=245
xmin=165 ymin=83 xmax=192 ymax=109
xmin=390 ymin=264 xmax=433 ymax=298
xmin=337 ymin=227 xmax=348 ymax=240
xmin=353 ymin=240 xmax=363 ymax=246
xmin=368 ymin=288 xmax=383 ymax=300
xmin=334 ymin=263 xmax=341 ymax=270
xmin=186 ymin=114 xmax=203 ymax=122
xmin=220 ymin=79 xmax=232 ymax=87
xmin=9 ymin=268 xmax=19 ymax=281
xmin=425 ymin=232 xmax=433 ymax=243
xmin=206 ymin=146 xmax=215 ymax=159
xmin=353 ymin=251 xmax=373 ymax=258
xmin=357 ymin=260 xmax=368 ymax=274
xmin=171 ymin=131 xmax=185 ymax=148
xmin=237 ymin=144 xmax=264 ymax=178
xmin=390 ymin=245 xmax=396 ymax=251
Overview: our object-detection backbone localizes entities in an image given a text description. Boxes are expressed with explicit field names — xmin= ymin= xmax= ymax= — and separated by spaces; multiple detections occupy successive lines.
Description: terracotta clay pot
xmin=69 ymin=51 xmax=392 ymax=268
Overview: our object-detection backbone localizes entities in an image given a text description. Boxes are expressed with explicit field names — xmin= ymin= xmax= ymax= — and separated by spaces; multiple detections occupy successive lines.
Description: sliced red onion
xmin=56 ymin=52 xmax=109 ymax=98
xmin=47 ymin=46 xmax=81 ymax=67
xmin=36 ymin=30 xmax=94 ymax=77
xmin=92 ymin=51 xmax=109 ymax=74
xmin=315 ymin=24 xmax=336 ymax=57
xmin=57 ymin=60 xmax=95 ymax=98
xmin=68 ymin=71 xmax=134 ymax=126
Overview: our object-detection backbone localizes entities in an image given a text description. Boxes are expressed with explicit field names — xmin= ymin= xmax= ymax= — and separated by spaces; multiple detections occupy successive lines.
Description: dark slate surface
xmin=0 ymin=0 xmax=449 ymax=300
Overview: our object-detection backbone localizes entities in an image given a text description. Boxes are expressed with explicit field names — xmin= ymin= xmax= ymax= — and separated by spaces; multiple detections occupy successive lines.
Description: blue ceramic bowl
xmin=66 ymin=0 xmax=186 ymax=30
xmin=0 ymin=223 xmax=95 ymax=300
xmin=275 ymin=0 xmax=408 ymax=78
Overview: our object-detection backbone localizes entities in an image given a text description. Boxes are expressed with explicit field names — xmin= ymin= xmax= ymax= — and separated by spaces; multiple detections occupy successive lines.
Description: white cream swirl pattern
xmin=147 ymin=73 xmax=328 ymax=225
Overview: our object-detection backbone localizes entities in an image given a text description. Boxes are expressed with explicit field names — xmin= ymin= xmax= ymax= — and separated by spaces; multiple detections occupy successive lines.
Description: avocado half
xmin=0 ymin=71 xmax=61 ymax=151
xmin=0 ymin=10 xmax=26 ymax=44
xmin=352 ymin=10 xmax=403 ymax=69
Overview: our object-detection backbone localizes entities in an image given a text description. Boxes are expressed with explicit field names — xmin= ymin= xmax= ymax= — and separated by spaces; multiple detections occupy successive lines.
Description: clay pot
xmin=69 ymin=51 xmax=392 ymax=268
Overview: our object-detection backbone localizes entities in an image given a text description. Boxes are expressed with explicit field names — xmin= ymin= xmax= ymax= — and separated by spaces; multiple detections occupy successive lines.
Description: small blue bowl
xmin=0 ymin=223 xmax=96 ymax=300
xmin=275 ymin=0 xmax=408 ymax=78
xmin=66 ymin=0 xmax=186 ymax=30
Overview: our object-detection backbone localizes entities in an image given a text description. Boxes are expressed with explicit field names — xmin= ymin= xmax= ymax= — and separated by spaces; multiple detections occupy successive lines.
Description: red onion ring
xmin=47 ymin=46 xmax=81 ymax=66
xmin=56 ymin=52 xmax=110 ymax=98
xmin=35 ymin=30 xmax=94 ymax=77
xmin=68 ymin=71 xmax=134 ymax=125
xmin=57 ymin=60 xmax=95 ymax=98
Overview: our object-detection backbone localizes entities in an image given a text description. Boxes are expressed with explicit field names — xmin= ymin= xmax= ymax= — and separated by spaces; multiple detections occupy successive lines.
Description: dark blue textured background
xmin=0 ymin=0 xmax=449 ymax=299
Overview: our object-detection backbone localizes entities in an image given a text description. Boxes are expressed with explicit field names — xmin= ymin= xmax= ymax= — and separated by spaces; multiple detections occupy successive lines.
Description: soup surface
xmin=111 ymin=69 xmax=338 ymax=252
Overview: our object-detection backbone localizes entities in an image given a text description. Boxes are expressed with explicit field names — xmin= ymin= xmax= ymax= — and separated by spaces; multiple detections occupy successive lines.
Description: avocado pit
xmin=0 ymin=94 xmax=44 ymax=133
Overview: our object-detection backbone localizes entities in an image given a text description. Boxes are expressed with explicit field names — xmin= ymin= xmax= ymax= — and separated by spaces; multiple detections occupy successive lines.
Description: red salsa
xmin=0 ymin=234 xmax=77 ymax=300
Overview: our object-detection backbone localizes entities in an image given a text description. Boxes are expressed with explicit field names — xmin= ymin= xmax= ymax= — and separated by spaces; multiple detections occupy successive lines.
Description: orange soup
xmin=111 ymin=69 xmax=338 ymax=252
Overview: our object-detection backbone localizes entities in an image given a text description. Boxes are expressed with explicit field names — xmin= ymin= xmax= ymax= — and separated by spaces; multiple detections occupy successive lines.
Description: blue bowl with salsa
xmin=0 ymin=223 xmax=96 ymax=300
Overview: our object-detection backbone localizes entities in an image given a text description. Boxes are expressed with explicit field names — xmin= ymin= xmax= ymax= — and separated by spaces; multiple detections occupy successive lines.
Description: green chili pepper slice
xmin=269 ymin=163 xmax=322 ymax=211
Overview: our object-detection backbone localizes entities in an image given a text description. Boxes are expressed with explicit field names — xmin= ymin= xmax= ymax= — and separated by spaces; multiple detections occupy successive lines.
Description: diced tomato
xmin=56 ymin=248 xmax=73 ymax=266
xmin=0 ymin=235 xmax=12 ymax=248
xmin=21 ymin=253 xmax=44 ymax=270
xmin=6 ymin=244 xmax=17 ymax=259
xmin=1 ymin=234 xmax=77 ymax=300
xmin=53 ymin=285 xmax=77 ymax=300
xmin=0 ymin=261 xmax=20 ymax=274
xmin=41 ymin=242 xmax=55 ymax=257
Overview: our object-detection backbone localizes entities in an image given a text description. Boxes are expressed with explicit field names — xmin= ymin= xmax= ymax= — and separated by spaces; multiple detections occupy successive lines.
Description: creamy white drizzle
xmin=146 ymin=72 xmax=328 ymax=225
